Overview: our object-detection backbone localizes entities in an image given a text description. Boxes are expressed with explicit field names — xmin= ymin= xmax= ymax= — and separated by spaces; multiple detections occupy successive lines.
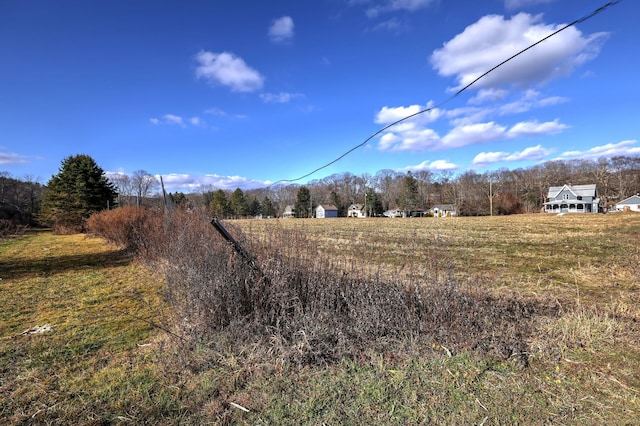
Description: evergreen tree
xmin=40 ymin=154 xmax=117 ymax=232
xmin=229 ymin=188 xmax=248 ymax=218
xmin=295 ymin=186 xmax=311 ymax=218
xmin=248 ymin=197 xmax=261 ymax=217
xmin=397 ymin=171 xmax=419 ymax=215
xmin=330 ymin=190 xmax=344 ymax=216
xmin=210 ymin=189 xmax=229 ymax=218
xmin=261 ymin=196 xmax=276 ymax=218
xmin=365 ymin=189 xmax=383 ymax=217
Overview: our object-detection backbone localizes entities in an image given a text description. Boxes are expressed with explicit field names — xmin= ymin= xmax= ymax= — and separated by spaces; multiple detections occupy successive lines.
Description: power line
xmin=268 ymin=0 xmax=621 ymax=187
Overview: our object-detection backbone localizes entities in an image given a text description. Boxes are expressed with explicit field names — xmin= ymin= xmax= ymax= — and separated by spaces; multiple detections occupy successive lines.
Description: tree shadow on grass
xmin=0 ymin=248 xmax=133 ymax=281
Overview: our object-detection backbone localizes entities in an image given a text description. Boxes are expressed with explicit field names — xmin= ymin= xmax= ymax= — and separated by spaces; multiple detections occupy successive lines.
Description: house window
xmin=577 ymin=196 xmax=582 ymax=200
xmin=563 ymin=194 xmax=569 ymax=200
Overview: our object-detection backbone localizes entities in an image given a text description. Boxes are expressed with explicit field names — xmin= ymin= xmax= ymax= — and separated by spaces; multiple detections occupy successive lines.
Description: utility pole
xmin=489 ymin=176 xmax=493 ymax=216
xmin=364 ymin=190 xmax=367 ymax=218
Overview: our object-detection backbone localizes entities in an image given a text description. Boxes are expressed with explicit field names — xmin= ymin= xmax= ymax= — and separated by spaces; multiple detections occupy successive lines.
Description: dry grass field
xmin=235 ymin=212 xmax=640 ymax=305
xmin=1 ymin=212 xmax=639 ymax=424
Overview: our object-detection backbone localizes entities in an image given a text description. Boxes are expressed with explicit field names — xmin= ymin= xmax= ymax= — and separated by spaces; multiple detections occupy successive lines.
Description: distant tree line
xmin=3 ymin=154 xmax=640 ymax=227
xmin=0 ymin=172 xmax=44 ymax=225
xmin=234 ymin=155 xmax=640 ymax=217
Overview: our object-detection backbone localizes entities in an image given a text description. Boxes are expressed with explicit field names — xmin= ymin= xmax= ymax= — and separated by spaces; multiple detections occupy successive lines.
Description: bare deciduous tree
xmin=131 ymin=170 xmax=158 ymax=206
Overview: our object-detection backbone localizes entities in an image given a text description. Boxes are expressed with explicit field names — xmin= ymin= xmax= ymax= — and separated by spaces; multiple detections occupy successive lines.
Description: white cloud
xmin=430 ymin=13 xmax=608 ymax=92
xmin=366 ymin=0 xmax=435 ymax=18
xmin=442 ymin=122 xmax=508 ymax=148
xmin=472 ymin=151 xmax=507 ymax=165
xmin=189 ymin=117 xmax=205 ymax=127
xmin=507 ymin=119 xmax=567 ymax=137
xmin=473 ymin=144 xmax=553 ymax=164
xmin=380 ymin=128 xmax=441 ymax=152
xmin=0 ymin=151 xmax=30 ymax=165
xmin=371 ymin=17 xmax=402 ymax=33
xmin=159 ymin=173 xmax=269 ymax=192
xmin=556 ymin=140 xmax=640 ymax=161
xmin=469 ymin=88 xmax=509 ymax=105
xmin=204 ymin=108 xmax=227 ymax=116
xmin=268 ymin=16 xmax=294 ymax=43
xmin=150 ymin=114 xmax=205 ymax=128
xmin=376 ymin=104 xmax=421 ymax=123
xmin=449 ymin=90 xmax=568 ymax=125
xmin=375 ymin=102 xmax=442 ymax=126
xmin=260 ymin=92 xmax=302 ymax=103
xmin=499 ymin=89 xmax=569 ymax=115
xmin=203 ymin=108 xmax=246 ymax=120
xmin=164 ymin=114 xmax=184 ymax=126
xmin=505 ymin=0 xmax=555 ymax=11
xmin=108 ymin=171 xmax=270 ymax=192
xmin=446 ymin=106 xmax=494 ymax=127
xmin=376 ymin=114 xmax=568 ymax=152
xmin=195 ymin=51 xmax=264 ymax=93
xmin=402 ymin=159 xmax=459 ymax=172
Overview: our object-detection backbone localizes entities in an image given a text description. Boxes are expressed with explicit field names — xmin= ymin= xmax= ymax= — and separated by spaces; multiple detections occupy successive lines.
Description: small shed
xmin=615 ymin=194 xmax=640 ymax=212
xmin=316 ymin=204 xmax=339 ymax=218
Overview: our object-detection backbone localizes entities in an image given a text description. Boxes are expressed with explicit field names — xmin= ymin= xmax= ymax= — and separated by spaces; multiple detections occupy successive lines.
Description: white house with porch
xmin=543 ymin=184 xmax=600 ymax=214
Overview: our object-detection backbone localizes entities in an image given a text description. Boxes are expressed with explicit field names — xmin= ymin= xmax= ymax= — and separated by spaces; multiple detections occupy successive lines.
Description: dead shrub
xmin=120 ymin=210 xmax=552 ymax=368
xmin=0 ymin=218 xmax=26 ymax=238
xmin=87 ymin=206 xmax=159 ymax=252
xmin=51 ymin=222 xmax=84 ymax=234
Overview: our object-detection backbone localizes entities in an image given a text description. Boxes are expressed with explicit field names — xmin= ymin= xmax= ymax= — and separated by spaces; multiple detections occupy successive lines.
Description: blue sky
xmin=1 ymin=0 xmax=638 ymax=192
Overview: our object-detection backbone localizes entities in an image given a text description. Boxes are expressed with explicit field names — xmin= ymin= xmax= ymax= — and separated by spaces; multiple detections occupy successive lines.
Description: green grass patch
xmin=0 ymin=231 xmax=177 ymax=423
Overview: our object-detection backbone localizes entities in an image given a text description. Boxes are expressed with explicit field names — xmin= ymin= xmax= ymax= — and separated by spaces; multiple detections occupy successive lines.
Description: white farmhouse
xmin=615 ymin=194 xmax=640 ymax=212
xmin=347 ymin=204 xmax=366 ymax=218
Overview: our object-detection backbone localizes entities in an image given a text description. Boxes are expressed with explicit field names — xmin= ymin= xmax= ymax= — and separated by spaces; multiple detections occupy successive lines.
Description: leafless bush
xmin=165 ymin=212 xmax=549 ymax=365
xmin=90 ymin=207 xmax=552 ymax=367
xmin=0 ymin=218 xmax=26 ymax=238
xmin=87 ymin=206 xmax=159 ymax=253
xmin=51 ymin=222 xmax=84 ymax=234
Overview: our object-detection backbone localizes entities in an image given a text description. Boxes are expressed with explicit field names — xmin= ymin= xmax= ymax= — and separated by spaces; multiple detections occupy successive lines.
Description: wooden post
xmin=210 ymin=217 xmax=255 ymax=265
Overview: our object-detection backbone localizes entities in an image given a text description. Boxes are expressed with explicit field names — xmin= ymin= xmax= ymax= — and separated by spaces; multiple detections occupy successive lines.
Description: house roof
xmin=317 ymin=204 xmax=338 ymax=211
xmin=617 ymin=195 xmax=640 ymax=205
xmin=348 ymin=204 xmax=363 ymax=210
xmin=432 ymin=204 xmax=455 ymax=210
xmin=548 ymin=184 xmax=597 ymax=198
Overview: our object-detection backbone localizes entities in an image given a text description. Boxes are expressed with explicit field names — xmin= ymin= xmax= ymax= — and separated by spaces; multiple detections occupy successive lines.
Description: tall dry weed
xmin=0 ymin=218 xmax=26 ymax=238
xmin=88 ymin=207 xmax=557 ymax=367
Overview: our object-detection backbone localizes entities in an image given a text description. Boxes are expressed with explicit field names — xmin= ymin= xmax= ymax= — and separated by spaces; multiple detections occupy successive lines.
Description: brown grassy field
xmin=235 ymin=212 xmax=640 ymax=305
xmin=1 ymin=212 xmax=639 ymax=424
